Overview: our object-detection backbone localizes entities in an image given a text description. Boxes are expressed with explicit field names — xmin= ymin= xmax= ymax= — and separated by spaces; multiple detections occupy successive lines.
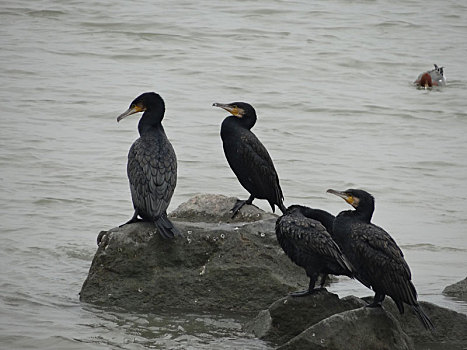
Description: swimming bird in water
xmin=414 ymin=64 xmax=446 ymax=88
xmin=276 ymin=205 xmax=353 ymax=296
xmin=116 ymin=92 xmax=181 ymax=239
xmin=327 ymin=188 xmax=434 ymax=330
xmin=213 ymin=102 xmax=286 ymax=218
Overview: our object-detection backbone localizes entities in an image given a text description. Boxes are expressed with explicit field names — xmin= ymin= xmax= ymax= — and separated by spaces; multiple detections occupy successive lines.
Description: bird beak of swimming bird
xmin=117 ymin=105 xmax=144 ymax=122
xmin=212 ymin=103 xmax=242 ymax=117
xmin=327 ymin=189 xmax=355 ymax=206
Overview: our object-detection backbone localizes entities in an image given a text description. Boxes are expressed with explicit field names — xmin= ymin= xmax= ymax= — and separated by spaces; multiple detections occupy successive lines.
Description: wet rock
xmin=366 ymin=297 xmax=467 ymax=350
xmin=80 ymin=194 xmax=307 ymax=313
xmin=278 ymin=306 xmax=414 ymax=350
xmin=247 ymin=290 xmax=467 ymax=350
xmin=443 ymin=277 xmax=467 ymax=302
xmin=170 ymin=193 xmax=277 ymax=223
xmin=245 ymin=290 xmax=365 ymax=344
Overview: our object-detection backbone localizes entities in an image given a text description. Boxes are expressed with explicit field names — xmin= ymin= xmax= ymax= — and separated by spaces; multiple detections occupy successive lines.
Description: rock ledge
xmin=80 ymin=194 xmax=307 ymax=313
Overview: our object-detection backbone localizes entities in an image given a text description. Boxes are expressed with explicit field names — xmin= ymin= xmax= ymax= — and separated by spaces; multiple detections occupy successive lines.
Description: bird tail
xmin=340 ymin=254 xmax=355 ymax=277
xmin=330 ymin=240 xmax=354 ymax=278
xmin=412 ymin=304 xmax=434 ymax=331
xmin=154 ymin=214 xmax=182 ymax=239
xmin=276 ymin=201 xmax=287 ymax=215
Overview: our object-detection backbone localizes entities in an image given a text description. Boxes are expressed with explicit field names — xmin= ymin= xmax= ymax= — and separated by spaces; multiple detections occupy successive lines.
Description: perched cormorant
xmin=213 ymin=102 xmax=286 ymax=217
xmin=116 ymin=92 xmax=181 ymax=239
xmin=327 ymin=189 xmax=434 ymax=330
xmin=276 ymin=205 xmax=353 ymax=296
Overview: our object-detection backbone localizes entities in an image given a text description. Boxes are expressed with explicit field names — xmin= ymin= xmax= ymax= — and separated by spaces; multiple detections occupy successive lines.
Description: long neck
xmin=300 ymin=207 xmax=335 ymax=233
xmin=221 ymin=114 xmax=256 ymax=137
xmin=221 ymin=116 xmax=241 ymax=140
xmin=242 ymin=113 xmax=256 ymax=130
xmin=138 ymin=109 xmax=164 ymax=136
xmin=353 ymin=202 xmax=374 ymax=223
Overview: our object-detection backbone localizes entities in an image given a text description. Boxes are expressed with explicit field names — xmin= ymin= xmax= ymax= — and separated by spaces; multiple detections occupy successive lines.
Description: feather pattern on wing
xmin=127 ymin=130 xmax=177 ymax=221
xmin=223 ymin=127 xmax=283 ymax=211
xmin=276 ymin=211 xmax=352 ymax=278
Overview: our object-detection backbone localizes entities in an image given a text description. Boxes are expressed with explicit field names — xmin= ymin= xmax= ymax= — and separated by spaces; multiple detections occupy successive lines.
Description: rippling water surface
xmin=1 ymin=0 xmax=467 ymax=348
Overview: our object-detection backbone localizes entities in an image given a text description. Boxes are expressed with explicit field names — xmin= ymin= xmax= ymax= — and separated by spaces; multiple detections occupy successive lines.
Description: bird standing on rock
xmin=213 ymin=102 xmax=286 ymax=218
xmin=276 ymin=205 xmax=353 ymax=296
xmin=116 ymin=92 xmax=181 ymax=239
xmin=327 ymin=188 xmax=434 ymax=330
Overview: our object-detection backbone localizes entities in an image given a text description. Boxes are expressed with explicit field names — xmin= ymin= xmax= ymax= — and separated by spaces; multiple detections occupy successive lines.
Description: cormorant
xmin=213 ymin=102 xmax=286 ymax=217
xmin=116 ymin=92 xmax=181 ymax=239
xmin=327 ymin=189 xmax=434 ymax=330
xmin=276 ymin=205 xmax=353 ymax=296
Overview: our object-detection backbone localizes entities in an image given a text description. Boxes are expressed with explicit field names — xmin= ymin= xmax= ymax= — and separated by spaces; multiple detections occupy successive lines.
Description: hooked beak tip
xmin=327 ymin=189 xmax=346 ymax=199
xmin=116 ymin=107 xmax=138 ymax=123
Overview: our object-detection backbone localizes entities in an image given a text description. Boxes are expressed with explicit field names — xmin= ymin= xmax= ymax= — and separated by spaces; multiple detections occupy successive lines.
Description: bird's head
xmin=285 ymin=204 xmax=307 ymax=214
xmin=212 ymin=102 xmax=254 ymax=117
xmin=327 ymin=188 xmax=374 ymax=212
xmin=213 ymin=102 xmax=257 ymax=129
xmin=117 ymin=92 xmax=164 ymax=122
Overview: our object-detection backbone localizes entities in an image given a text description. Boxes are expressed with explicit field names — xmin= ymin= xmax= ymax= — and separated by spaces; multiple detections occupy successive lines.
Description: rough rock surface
xmin=80 ymin=194 xmax=308 ymax=313
xmin=278 ymin=306 xmax=414 ymax=350
xmin=247 ymin=290 xmax=467 ymax=350
xmin=170 ymin=193 xmax=277 ymax=223
xmin=244 ymin=291 xmax=365 ymax=345
xmin=443 ymin=277 xmax=467 ymax=302
xmin=363 ymin=296 xmax=467 ymax=350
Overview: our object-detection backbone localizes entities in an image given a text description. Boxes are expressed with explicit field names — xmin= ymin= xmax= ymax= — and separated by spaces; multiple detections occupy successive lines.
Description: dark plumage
xmin=276 ymin=205 xmax=353 ymax=296
xmin=327 ymin=189 xmax=434 ymax=330
xmin=116 ymin=92 xmax=181 ymax=239
xmin=213 ymin=102 xmax=286 ymax=217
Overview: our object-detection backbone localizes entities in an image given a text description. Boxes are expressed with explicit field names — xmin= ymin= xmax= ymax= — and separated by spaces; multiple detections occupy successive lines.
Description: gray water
xmin=1 ymin=0 xmax=467 ymax=348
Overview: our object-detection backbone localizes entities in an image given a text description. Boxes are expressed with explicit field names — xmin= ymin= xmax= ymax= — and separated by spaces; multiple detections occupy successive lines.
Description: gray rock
xmin=364 ymin=297 xmax=467 ymax=350
xmin=80 ymin=194 xmax=308 ymax=313
xmin=244 ymin=290 xmax=365 ymax=344
xmin=170 ymin=193 xmax=277 ymax=223
xmin=278 ymin=306 xmax=414 ymax=350
xmin=247 ymin=289 xmax=467 ymax=350
xmin=443 ymin=277 xmax=467 ymax=302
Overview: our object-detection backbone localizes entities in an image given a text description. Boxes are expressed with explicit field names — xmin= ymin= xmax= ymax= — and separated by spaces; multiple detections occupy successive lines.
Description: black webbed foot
xmin=366 ymin=293 xmax=385 ymax=308
xmin=365 ymin=301 xmax=383 ymax=308
xmin=119 ymin=212 xmax=143 ymax=227
xmin=319 ymin=274 xmax=328 ymax=289
xmin=231 ymin=199 xmax=248 ymax=218
xmin=231 ymin=196 xmax=255 ymax=218
xmin=97 ymin=230 xmax=107 ymax=245
xmin=119 ymin=218 xmax=143 ymax=227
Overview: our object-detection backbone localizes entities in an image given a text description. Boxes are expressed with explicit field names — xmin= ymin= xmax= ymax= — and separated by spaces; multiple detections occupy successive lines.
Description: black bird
xmin=116 ymin=92 xmax=181 ymax=239
xmin=276 ymin=205 xmax=353 ymax=296
xmin=327 ymin=188 xmax=434 ymax=330
xmin=213 ymin=102 xmax=286 ymax=217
